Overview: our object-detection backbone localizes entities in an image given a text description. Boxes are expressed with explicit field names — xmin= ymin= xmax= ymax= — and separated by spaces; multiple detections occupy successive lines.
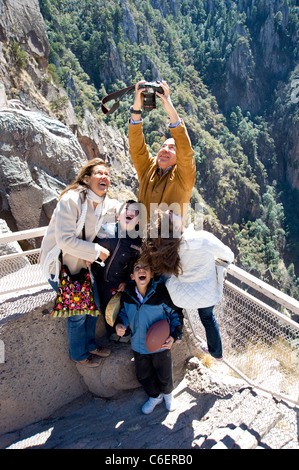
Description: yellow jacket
xmin=129 ymin=120 xmax=195 ymax=220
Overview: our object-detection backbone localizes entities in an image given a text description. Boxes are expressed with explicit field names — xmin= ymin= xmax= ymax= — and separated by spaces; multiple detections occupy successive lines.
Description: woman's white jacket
xmin=166 ymin=224 xmax=234 ymax=309
xmin=40 ymin=189 xmax=120 ymax=281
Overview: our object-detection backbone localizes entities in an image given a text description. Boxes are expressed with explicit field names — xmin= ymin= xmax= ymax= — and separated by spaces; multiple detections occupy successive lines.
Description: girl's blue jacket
xmin=117 ymin=276 xmax=184 ymax=355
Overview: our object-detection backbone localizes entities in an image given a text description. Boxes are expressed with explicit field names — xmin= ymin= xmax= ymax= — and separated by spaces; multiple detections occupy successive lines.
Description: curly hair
xmin=141 ymin=210 xmax=182 ymax=277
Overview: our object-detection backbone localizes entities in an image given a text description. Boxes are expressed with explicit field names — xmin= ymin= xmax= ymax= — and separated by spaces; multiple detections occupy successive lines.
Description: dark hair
xmin=125 ymin=199 xmax=138 ymax=205
xmin=141 ymin=210 xmax=182 ymax=276
xmin=128 ymin=252 xmax=151 ymax=275
xmin=59 ymin=158 xmax=108 ymax=200
xmin=118 ymin=199 xmax=138 ymax=213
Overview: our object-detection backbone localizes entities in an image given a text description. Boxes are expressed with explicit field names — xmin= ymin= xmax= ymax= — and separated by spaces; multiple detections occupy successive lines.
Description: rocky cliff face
xmin=0 ymin=98 xmax=138 ymax=235
xmin=0 ymin=102 xmax=87 ymax=232
xmin=0 ymin=0 xmax=49 ymax=64
xmin=272 ymin=64 xmax=299 ymax=191
xmin=220 ymin=0 xmax=297 ymax=115
xmin=0 ymin=0 xmax=138 ymax=236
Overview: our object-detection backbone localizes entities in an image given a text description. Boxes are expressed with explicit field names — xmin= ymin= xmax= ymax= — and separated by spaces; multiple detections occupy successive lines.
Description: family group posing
xmin=40 ymin=81 xmax=234 ymax=415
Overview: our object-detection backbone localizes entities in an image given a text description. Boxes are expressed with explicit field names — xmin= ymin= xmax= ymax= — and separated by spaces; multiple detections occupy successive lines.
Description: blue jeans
xmin=48 ymin=274 xmax=99 ymax=362
xmin=67 ymin=314 xmax=98 ymax=361
xmin=198 ymin=306 xmax=223 ymax=359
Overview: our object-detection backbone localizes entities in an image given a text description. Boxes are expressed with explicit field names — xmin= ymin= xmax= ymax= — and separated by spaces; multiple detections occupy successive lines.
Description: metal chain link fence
xmin=186 ymin=282 xmax=299 ymax=405
xmin=0 ymin=251 xmax=48 ymax=296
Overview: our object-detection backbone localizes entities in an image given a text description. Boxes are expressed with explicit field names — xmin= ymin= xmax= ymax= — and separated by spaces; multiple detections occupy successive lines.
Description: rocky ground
xmin=1 ymin=357 xmax=298 ymax=451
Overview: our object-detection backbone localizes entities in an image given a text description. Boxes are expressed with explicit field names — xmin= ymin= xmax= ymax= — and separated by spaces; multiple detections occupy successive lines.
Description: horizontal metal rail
xmin=227 ymin=264 xmax=299 ymax=316
xmin=0 ymin=248 xmax=41 ymax=261
xmin=0 ymin=226 xmax=47 ymax=244
xmin=225 ymin=280 xmax=299 ymax=330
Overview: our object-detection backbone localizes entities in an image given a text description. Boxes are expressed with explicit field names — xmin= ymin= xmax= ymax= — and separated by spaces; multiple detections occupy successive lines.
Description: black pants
xmin=133 ymin=349 xmax=173 ymax=398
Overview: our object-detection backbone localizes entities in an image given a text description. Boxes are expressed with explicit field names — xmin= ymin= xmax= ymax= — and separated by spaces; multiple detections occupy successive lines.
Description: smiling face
xmin=156 ymin=138 xmax=176 ymax=171
xmin=131 ymin=262 xmax=153 ymax=295
xmin=118 ymin=202 xmax=140 ymax=232
xmin=86 ymin=165 xmax=110 ymax=197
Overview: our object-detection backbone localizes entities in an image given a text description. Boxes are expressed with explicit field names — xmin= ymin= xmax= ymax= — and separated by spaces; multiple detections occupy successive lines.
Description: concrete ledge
xmin=0 ymin=292 xmax=192 ymax=435
xmin=0 ymin=298 xmax=87 ymax=434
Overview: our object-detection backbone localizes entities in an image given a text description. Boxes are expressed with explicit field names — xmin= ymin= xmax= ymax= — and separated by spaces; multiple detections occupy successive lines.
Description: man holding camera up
xmin=129 ymin=80 xmax=195 ymax=222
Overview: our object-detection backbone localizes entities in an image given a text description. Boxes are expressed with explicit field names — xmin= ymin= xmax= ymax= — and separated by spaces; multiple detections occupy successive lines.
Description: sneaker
xmin=90 ymin=346 xmax=111 ymax=357
xmin=200 ymin=342 xmax=223 ymax=361
xmin=163 ymin=392 xmax=176 ymax=411
xmin=200 ymin=342 xmax=209 ymax=354
xmin=141 ymin=394 xmax=163 ymax=414
xmin=73 ymin=354 xmax=102 ymax=368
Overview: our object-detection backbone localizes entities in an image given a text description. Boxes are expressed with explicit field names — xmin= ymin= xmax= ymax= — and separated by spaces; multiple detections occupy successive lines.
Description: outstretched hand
xmin=155 ymin=81 xmax=179 ymax=124
xmin=155 ymin=80 xmax=171 ymax=105
xmin=133 ymin=80 xmax=146 ymax=111
xmin=133 ymin=79 xmax=179 ymax=124
xmin=117 ymin=282 xmax=126 ymax=292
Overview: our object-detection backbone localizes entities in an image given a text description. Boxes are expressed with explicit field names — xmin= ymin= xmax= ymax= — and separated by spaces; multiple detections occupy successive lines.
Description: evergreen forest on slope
xmin=37 ymin=0 xmax=299 ymax=300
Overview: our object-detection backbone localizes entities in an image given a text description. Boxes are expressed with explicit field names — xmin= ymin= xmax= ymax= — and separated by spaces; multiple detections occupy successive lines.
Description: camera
xmin=138 ymin=81 xmax=164 ymax=111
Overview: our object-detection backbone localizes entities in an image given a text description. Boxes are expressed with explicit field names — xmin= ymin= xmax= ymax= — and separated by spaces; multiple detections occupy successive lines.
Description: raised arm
xmin=157 ymin=82 xmax=195 ymax=187
xmin=170 ymin=121 xmax=195 ymax=189
xmin=128 ymin=81 xmax=155 ymax=178
xmin=155 ymin=81 xmax=179 ymax=125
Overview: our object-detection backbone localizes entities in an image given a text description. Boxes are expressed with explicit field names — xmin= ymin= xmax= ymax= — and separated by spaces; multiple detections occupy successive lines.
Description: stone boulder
xmin=0 ymin=106 xmax=87 ymax=233
xmin=77 ymin=316 xmax=193 ymax=398
xmin=0 ymin=292 xmax=86 ymax=435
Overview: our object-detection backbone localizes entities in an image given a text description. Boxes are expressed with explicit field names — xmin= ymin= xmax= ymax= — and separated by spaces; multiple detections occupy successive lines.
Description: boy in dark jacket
xmin=115 ymin=255 xmax=183 ymax=414
xmin=92 ymin=200 xmax=142 ymax=339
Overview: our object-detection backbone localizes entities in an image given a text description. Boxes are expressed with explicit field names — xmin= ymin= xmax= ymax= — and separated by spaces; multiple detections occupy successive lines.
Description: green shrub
xmin=11 ymin=40 xmax=27 ymax=68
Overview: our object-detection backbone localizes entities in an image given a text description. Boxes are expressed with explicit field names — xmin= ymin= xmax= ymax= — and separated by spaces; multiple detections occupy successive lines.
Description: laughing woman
xmin=40 ymin=158 xmax=120 ymax=367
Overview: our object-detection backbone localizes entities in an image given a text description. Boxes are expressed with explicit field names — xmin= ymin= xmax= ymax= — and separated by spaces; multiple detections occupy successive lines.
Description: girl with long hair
xmin=142 ymin=210 xmax=234 ymax=360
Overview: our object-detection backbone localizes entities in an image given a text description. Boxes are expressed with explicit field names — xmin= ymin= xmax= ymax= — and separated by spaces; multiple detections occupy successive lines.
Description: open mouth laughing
xmin=125 ymin=207 xmax=139 ymax=223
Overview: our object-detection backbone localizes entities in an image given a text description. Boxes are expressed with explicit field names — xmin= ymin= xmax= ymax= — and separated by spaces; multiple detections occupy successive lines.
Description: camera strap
xmin=101 ymin=84 xmax=135 ymax=115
